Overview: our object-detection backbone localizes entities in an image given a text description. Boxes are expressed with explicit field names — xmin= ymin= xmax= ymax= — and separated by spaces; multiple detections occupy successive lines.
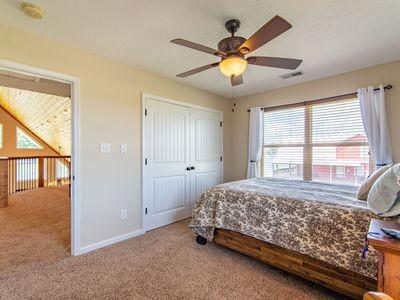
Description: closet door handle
xmin=190 ymin=166 xmax=195 ymax=170
xmin=186 ymin=167 xmax=191 ymax=171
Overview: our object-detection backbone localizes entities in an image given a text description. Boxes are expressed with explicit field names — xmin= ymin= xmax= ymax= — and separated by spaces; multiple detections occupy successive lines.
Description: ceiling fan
xmin=171 ymin=15 xmax=302 ymax=86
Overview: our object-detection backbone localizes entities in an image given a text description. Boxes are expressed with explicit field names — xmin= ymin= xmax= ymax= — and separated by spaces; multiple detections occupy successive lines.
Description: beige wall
xmin=4 ymin=22 xmax=398 ymax=251
xmin=0 ymin=25 xmax=232 ymax=248
xmin=0 ymin=106 xmax=58 ymax=157
xmin=231 ymin=60 xmax=400 ymax=181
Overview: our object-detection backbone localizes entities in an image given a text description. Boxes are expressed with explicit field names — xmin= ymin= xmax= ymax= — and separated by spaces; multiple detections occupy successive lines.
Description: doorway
xmin=0 ymin=59 xmax=80 ymax=257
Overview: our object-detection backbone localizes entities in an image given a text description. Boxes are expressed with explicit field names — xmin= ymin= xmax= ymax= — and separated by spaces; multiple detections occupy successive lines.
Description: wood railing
xmin=0 ymin=158 xmax=7 ymax=207
xmin=6 ymin=156 xmax=71 ymax=195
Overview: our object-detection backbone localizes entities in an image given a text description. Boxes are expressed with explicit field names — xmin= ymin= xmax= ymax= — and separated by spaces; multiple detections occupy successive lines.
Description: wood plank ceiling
xmin=0 ymin=85 xmax=71 ymax=155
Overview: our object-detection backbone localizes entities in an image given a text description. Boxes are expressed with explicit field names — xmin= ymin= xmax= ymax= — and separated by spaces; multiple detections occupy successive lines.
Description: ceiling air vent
xmin=279 ymin=70 xmax=304 ymax=79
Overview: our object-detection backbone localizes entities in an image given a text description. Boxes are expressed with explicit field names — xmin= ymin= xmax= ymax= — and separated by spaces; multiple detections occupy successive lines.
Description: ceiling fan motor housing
xmin=218 ymin=36 xmax=246 ymax=55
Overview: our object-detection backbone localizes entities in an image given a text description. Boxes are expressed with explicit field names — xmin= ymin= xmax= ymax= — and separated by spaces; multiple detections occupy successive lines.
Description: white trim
xmin=142 ymin=93 xmax=223 ymax=114
xmin=141 ymin=94 xmax=146 ymax=230
xmin=0 ymin=59 xmax=81 ymax=256
xmin=141 ymin=92 xmax=223 ymax=232
xmin=77 ymin=229 xmax=145 ymax=255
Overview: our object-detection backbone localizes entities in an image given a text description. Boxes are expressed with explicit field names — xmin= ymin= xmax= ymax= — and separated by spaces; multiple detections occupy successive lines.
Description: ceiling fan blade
xmin=176 ymin=62 xmax=219 ymax=78
xmin=230 ymin=74 xmax=244 ymax=86
xmin=247 ymin=56 xmax=302 ymax=70
xmin=171 ymin=38 xmax=224 ymax=57
xmin=239 ymin=15 xmax=292 ymax=54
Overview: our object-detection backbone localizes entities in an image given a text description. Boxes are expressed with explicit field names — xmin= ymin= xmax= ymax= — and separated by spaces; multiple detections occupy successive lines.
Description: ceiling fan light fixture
xmin=20 ymin=2 xmax=44 ymax=19
xmin=219 ymin=57 xmax=247 ymax=77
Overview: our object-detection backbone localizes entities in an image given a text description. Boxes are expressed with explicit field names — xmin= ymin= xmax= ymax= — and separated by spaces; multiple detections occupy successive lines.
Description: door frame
xmin=141 ymin=93 xmax=223 ymax=232
xmin=0 ymin=59 xmax=81 ymax=255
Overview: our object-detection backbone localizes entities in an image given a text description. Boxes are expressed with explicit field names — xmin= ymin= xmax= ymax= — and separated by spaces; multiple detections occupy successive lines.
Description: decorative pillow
xmin=367 ymin=164 xmax=400 ymax=217
xmin=356 ymin=165 xmax=392 ymax=200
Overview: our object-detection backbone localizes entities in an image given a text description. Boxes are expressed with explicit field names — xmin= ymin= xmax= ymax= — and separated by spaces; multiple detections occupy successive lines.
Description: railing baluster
xmin=28 ymin=158 xmax=30 ymax=190
xmin=7 ymin=160 xmax=10 ymax=194
xmin=24 ymin=159 xmax=26 ymax=190
xmin=36 ymin=158 xmax=38 ymax=189
xmin=6 ymin=156 xmax=70 ymax=194
xmin=31 ymin=158 xmax=33 ymax=190
xmin=31 ymin=159 xmax=33 ymax=190
xmin=21 ymin=158 xmax=23 ymax=191
xmin=18 ymin=159 xmax=20 ymax=192
xmin=11 ymin=159 xmax=14 ymax=194
xmin=19 ymin=159 xmax=22 ymax=192
xmin=26 ymin=158 xmax=28 ymax=190
xmin=24 ymin=159 xmax=27 ymax=191
xmin=13 ymin=159 xmax=16 ymax=194
xmin=30 ymin=158 xmax=33 ymax=190
xmin=11 ymin=159 xmax=13 ymax=194
xmin=47 ymin=157 xmax=49 ymax=187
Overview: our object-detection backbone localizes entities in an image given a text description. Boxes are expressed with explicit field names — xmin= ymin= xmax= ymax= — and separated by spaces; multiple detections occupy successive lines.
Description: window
xmin=260 ymin=97 xmax=372 ymax=186
xmin=335 ymin=166 xmax=346 ymax=178
xmin=0 ymin=124 xmax=3 ymax=148
xmin=16 ymin=127 xmax=42 ymax=149
xmin=56 ymin=159 xmax=70 ymax=180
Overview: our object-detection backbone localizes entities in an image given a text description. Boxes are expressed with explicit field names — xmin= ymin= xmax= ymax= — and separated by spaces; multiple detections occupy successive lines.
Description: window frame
xmin=259 ymin=95 xmax=373 ymax=183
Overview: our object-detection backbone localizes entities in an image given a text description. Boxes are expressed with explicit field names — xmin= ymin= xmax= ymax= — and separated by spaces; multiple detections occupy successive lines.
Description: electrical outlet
xmin=120 ymin=209 xmax=127 ymax=220
xmin=120 ymin=143 xmax=127 ymax=153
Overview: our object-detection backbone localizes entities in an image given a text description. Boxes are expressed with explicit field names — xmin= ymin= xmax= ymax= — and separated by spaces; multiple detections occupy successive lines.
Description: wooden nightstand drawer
xmin=368 ymin=219 xmax=400 ymax=300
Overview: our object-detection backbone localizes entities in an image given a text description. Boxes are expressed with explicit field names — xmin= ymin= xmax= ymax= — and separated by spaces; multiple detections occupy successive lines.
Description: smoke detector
xmin=279 ymin=70 xmax=304 ymax=79
xmin=20 ymin=2 xmax=44 ymax=19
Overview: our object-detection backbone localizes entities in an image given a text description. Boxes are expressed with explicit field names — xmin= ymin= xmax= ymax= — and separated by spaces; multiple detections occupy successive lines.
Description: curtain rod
xmin=246 ymin=84 xmax=393 ymax=112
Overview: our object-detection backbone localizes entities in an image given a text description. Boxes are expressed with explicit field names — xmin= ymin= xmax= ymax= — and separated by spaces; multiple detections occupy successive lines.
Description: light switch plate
xmin=99 ymin=143 xmax=111 ymax=153
xmin=120 ymin=143 xmax=127 ymax=153
xmin=120 ymin=209 xmax=127 ymax=220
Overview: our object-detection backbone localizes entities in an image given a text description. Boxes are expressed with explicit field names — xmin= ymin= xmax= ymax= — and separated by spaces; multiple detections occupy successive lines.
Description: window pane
xmin=264 ymin=107 xmax=304 ymax=145
xmin=312 ymin=146 xmax=370 ymax=186
xmin=17 ymin=127 xmax=42 ymax=149
xmin=262 ymin=147 xmax=303 ymax=180
xmin=261 ymin=97 xmax=371 ymax=187
xmin=312 ymin=99 xmax=367 ymax=144
xmin=56 ymin=160 xmax=70 ymax=179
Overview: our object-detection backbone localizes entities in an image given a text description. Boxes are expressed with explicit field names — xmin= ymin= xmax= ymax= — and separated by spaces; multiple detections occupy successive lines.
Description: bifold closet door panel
xmin=144 ymin=99 xmax=191 ymax=230
xmin=189 ymin=108 xmax=223 ymax=210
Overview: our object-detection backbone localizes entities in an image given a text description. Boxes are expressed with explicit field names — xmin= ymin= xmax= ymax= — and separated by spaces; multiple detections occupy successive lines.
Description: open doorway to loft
xmin=0 ymin=60 xmax=80 ymax=267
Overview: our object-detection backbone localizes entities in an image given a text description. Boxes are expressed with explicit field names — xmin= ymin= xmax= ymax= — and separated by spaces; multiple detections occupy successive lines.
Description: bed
xmin=190 ymin=177 xmax=400 ymax=299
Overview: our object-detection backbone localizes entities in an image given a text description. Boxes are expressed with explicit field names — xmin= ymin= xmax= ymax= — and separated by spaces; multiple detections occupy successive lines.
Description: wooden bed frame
xmin=198 ymin=228 xmax=377 ymax=299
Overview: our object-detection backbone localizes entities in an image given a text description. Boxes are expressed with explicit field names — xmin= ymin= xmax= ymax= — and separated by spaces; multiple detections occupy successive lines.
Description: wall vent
xmin=279 ymin=70 xmax=304 ymax=79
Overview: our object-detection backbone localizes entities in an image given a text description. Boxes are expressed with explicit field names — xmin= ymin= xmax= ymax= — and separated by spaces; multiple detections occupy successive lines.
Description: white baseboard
xmin=77 ymin=228 xmax=145 ymax=255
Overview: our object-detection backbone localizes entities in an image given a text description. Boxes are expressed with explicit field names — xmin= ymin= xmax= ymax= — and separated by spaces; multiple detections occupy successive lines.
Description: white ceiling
xmin=0 ymin=0 xmax=399 ymax=98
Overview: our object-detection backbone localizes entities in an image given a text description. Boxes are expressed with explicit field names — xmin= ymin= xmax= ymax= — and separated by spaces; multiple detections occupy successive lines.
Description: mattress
xmin=190 ymin=177 xmax=400 ymax=279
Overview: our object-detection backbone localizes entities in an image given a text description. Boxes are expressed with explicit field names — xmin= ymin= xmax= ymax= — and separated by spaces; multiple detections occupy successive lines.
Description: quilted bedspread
xmin=190 ymin=177 xmax=400 ymax=279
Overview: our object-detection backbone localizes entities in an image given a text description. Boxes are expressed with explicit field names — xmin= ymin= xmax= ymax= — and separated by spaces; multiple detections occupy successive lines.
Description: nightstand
xmin=367 ymin=219 xmax=400 ymax=300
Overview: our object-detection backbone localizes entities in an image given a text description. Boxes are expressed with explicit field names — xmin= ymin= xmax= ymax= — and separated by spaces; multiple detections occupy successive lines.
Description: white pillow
xmin=367 ymin=164 xmax=400 ymax=217
xmin=356 ymin=165 xmax=391 ymax=200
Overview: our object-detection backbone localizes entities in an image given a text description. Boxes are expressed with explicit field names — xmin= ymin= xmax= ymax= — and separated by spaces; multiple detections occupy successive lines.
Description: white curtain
xmin=247 ymin=107 xmax=264 ymax=178
xmin=357 ymin=85 xmax=393 ymax=166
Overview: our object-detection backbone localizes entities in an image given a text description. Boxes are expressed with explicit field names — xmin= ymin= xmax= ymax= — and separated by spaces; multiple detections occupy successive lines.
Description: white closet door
xmin=189 ymin=108 xmax=223 ymax=210
xmin=144 ymin=99 xmax=191 ymax=230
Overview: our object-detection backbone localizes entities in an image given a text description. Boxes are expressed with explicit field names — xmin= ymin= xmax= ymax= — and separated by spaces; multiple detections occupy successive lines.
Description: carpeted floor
xmin=0 ymin=186 xmax=347 ymax=299
xmin=0 ymin=185 xmax=70 ymax=279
